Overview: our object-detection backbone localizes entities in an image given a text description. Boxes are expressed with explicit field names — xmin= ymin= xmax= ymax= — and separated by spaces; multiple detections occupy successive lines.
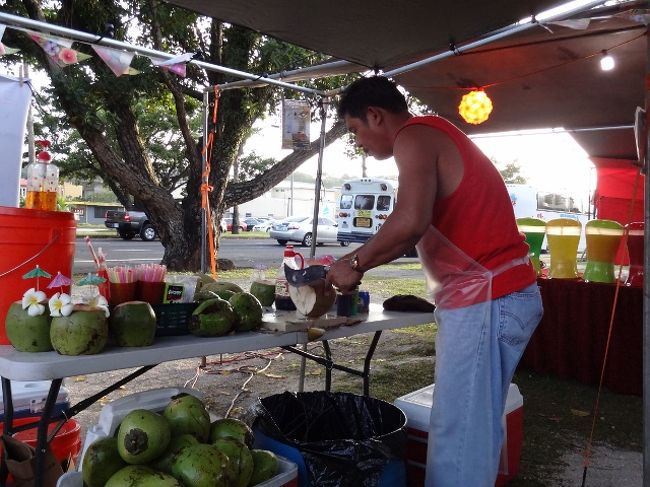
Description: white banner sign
xmin=0 ymin=73 xmax=32 ymax=207
xmin=282 ymin=99 xmax=311 ymax=150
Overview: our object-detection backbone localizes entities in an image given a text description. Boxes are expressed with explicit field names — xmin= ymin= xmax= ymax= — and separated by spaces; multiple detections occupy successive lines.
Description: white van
xmin=336 ymin=178 xmax=397 ymax=244
xmin=506 ymin=184 xmax=590 ymax=251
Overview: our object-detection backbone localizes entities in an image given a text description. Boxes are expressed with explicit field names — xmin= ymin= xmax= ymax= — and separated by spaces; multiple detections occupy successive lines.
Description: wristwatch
xmin=349 ymin=253 xmax=362 ymax=272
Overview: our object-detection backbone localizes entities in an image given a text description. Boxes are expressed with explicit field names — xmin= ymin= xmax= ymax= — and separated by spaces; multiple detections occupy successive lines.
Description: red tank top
xmin=399 ymin=116 xmax=536 ymax=299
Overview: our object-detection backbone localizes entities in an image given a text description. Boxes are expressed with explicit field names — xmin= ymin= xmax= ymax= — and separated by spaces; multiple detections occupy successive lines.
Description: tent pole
xmin=309 ymin=98 xmax=329 ymax=260
xmin=382 ymin=0 xmax=607 ymax=78
xmin=642 ymin=23 xmax=650 ymax=486
xmin=201 ymin=89 xmax=209 ymax=274
xmin=0 ymin=12 xmax=325 ymax=97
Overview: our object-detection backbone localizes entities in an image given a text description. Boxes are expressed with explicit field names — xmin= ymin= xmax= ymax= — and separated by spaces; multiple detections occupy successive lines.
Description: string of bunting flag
xmin=0 ymin=22 xmax=194 ymax=77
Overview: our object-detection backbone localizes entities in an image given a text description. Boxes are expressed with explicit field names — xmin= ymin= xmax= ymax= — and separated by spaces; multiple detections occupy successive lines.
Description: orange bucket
xmin=0 ymin=207 xmax=76 ymax=345
xmin=0 ymin=416 xmax=82 ymax=465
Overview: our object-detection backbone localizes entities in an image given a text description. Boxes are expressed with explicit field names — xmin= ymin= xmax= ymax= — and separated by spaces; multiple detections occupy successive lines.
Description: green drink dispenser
xmin=516 ymin=217 xmax=546 ymax=276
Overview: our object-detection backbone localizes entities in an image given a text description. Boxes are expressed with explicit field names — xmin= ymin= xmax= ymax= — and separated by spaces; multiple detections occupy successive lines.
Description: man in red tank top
xmin=327 ymin=76 xmax=543 ymax=486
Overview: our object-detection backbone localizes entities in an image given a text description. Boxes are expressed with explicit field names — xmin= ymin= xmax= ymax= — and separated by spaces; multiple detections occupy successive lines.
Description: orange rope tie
xmin=580 ymin=167 xmax=643 ymax=485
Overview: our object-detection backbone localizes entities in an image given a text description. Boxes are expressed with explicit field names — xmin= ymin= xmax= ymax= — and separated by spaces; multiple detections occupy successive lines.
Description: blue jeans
xmin=425 ymin=283 xmax=543 ymax=487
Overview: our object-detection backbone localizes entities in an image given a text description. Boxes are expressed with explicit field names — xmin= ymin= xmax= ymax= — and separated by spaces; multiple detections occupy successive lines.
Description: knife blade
xmin=284 ymin=264 xmax=329 ymax=287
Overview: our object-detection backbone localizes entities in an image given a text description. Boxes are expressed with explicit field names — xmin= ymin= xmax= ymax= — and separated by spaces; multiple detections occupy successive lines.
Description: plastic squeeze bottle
xmin=25 ymin=141 xmax=59 ymax=211
xmin=274 ymin=244 xmax=304 ymax=311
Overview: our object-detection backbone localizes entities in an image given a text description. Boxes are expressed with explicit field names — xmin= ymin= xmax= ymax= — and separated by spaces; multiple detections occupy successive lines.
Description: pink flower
xmin=58 ymin=48 xmax=78 ymax=65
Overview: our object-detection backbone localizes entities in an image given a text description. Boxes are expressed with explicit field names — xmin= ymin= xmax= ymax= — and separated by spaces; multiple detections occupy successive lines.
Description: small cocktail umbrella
xmin=78 ymin=273 xmax=107 ymax=286
xmin=47 ymin=272 xmax=72 ymax=294
xmin=22 ymin=265 xmax=52 ymax=291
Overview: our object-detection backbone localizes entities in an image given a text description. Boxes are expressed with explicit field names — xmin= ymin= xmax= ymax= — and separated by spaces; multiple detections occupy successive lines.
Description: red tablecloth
xmin=519 ymin=277 xmax=642 ymax=395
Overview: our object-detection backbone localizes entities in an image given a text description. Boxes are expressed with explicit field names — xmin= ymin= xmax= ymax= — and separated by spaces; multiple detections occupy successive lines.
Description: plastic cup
xmin=109 ymin=282 xmax=136 ymax=306
xmin=136 ymin=281 xmax=165 ymax=305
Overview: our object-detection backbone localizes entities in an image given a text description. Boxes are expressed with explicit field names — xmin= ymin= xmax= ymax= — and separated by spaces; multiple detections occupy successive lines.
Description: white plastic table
xmin=0 ymin=304 xmax=434 ymax=486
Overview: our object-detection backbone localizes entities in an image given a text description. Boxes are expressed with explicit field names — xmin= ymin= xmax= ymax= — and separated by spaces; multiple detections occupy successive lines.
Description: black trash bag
xmin=248 ymin=391 xmax=407 ymax=487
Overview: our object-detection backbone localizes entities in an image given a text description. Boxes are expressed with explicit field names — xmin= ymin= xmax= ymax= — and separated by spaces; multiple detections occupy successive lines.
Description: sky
xmin=245 ymin=115 xmax=597 ymax=204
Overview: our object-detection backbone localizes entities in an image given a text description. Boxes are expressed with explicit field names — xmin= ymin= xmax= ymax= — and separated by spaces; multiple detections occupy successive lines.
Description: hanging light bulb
xmin=600 ymin=50 xmax=615 ymax=71
xmin=458 ymin=89 xmax=493 ymax=125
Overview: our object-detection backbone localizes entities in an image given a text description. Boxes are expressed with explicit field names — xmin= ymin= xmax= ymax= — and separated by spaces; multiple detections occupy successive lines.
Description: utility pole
xmin=23 ymin=63 xmax=35 ymax=165
xmin=361 ymin=153 xmax=367 ymax=177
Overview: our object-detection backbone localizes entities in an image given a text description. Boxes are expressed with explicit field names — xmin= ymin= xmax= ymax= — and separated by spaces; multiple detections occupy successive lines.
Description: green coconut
xmin=117 ymin=409 xmax=171 ymax=464
xmin=209 ymin=418 xmax=254 ymax=449
xmin=4 ymin=301 xmax=52 ymax=352
xmin=249 ymin=449 xmax=279 ymax=486
xmin=109 ymin=301 xmax=157 ymax=347
xmin=229 ymin=292 xmax=264 ymax=332
xmin=249 ymin=280 xmax=276 ymax=307
xmin=82 ymin=437 xmax=127 ymax=487
xmin=50 ymin=307 xmax=108 ymax=356
xmin=212 ymin=438 xmax=254 ymax=487
xmin=163 ymin=393 xmax=211 ymax=442
xmin=195 ymin=282 xmax=244 ymax=302
xmin=105 ymin=465 xmax=182 ymax=487
xmin=189 ymin=298 xmax=237 ymax=337
xmin=170 ymin=443 xmax=231 ymax=487
xmin=149 ymin=434 xmax=199 ymax=474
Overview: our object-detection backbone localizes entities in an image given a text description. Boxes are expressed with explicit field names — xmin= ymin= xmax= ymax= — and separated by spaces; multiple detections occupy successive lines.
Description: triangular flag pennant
xmin=151 ymin=53 xmax=193 ymax=78
xmin=26 ymin=29 xmax=90 ymax=67
xmin=0 ymin=24 xmax=19 ymax=56
xmin=91 ymin=45 xmax=136 ymax=76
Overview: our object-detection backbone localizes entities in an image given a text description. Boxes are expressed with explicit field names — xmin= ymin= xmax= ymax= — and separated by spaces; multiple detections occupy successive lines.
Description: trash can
xmin=249 ymin=391 xmax=407 ymax=487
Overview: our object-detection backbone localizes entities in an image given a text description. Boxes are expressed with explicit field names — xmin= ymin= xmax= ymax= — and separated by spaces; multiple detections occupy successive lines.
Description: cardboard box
xmin=394 ymin=383 xmax=523 ymax=486
xmin=0 ymin=380 xmax=70 ymax=420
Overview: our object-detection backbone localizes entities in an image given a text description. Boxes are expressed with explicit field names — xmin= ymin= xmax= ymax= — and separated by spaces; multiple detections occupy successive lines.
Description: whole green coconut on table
xmin=229 ymin=292 xmax=264 ymax=332
xmin=189 ymin=297 xmax=237 ymax=337
xmin=105 ymin=465 xmax=182 ymax=487
xmin=195 ymin=281 xmax=244 ymax=302
xmin=50 ymin=306 xmax=108 ymax=355
xmin=170 ymin=443 xmax=231 ymax=487
xmin=109 ymin=301 xmax=157 ymax=347
xmin=117 ymin=409 xmax=171 ymax=464
xmin=249 ymin=279 xmax=276 ymax=307
xmin=249 ymin=449 xmax=279 ymax=485
xmin=163 ymin=393 xmax=211 ymax=442
xmin=4 ymin=301 xmax=52 ymax=352
xmin=82 ymin=437 xmax=127 ymax=487
xmin=212 ymin=437 xmax=254 ymax=487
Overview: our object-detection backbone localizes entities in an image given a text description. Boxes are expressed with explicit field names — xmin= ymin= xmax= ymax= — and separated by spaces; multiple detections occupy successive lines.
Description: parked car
xmin=242 ymin=217 xmax=261 ymax=231
xmin=104 ymin=210 xmax=157 ymax=241
xmin=220 ymin=217 xmax=248 ymax=232
xmin=270 ymin=216 xmax=348 ymax=247
xmin=252 ymin=219 xmax=278 ymax=232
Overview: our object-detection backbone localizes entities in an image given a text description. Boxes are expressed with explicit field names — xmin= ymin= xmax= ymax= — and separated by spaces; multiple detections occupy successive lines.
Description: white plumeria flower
xmin=88 ymin=295 xmax=110 ymax=318
xmin=49 ymin=292 xmax=73 ymax=317
xmin=22 ymin=288 xmax=47 ymax=316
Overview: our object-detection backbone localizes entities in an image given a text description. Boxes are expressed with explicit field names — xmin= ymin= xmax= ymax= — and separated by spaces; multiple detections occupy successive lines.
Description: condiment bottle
xmin=25 ymin=141 xmax=59 ymax=211
xmin=274 ymin=244 xmax=304 ymax=311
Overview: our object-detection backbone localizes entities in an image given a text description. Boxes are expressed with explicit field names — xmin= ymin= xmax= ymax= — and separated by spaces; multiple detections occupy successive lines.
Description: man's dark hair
xmin=337 ymin=76 xmax=408 ymax=120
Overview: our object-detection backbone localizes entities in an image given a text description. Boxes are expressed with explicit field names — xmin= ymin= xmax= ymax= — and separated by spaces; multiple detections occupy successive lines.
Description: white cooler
xmin=0 ymin=380 xmax=70 ymax=421
xmin=394 ymin=383 xmax=524 ymax=486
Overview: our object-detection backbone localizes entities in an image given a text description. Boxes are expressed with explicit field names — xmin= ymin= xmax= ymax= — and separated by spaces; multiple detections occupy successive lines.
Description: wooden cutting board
xmin=261 ymin=311 xmax=364 ymax=333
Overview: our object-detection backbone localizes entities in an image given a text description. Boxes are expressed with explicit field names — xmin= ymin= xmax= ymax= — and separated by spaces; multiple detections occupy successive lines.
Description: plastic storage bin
xmin=394 ymin=383 xmax=523 ymax=487
xmin=0 ymin=380 xmax=70 ymax=420
xmin=57 ymin=455 xmax=298 ymax=487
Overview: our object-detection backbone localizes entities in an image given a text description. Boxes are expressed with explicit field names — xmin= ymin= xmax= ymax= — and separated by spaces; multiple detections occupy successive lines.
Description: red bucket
xmin=0 ymin=207 xmax=76 ymax=345
xmin=0 ymin=416 xmax=82 ymax=465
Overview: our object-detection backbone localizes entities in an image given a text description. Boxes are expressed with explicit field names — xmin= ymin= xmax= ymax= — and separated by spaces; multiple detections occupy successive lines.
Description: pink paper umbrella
xmin=47 ymin=272 xmax=72 ymax=294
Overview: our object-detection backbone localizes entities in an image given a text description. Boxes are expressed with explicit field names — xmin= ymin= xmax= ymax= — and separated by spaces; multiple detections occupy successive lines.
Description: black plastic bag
xmin=249 ymin=391 xmax=406 ymax=487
